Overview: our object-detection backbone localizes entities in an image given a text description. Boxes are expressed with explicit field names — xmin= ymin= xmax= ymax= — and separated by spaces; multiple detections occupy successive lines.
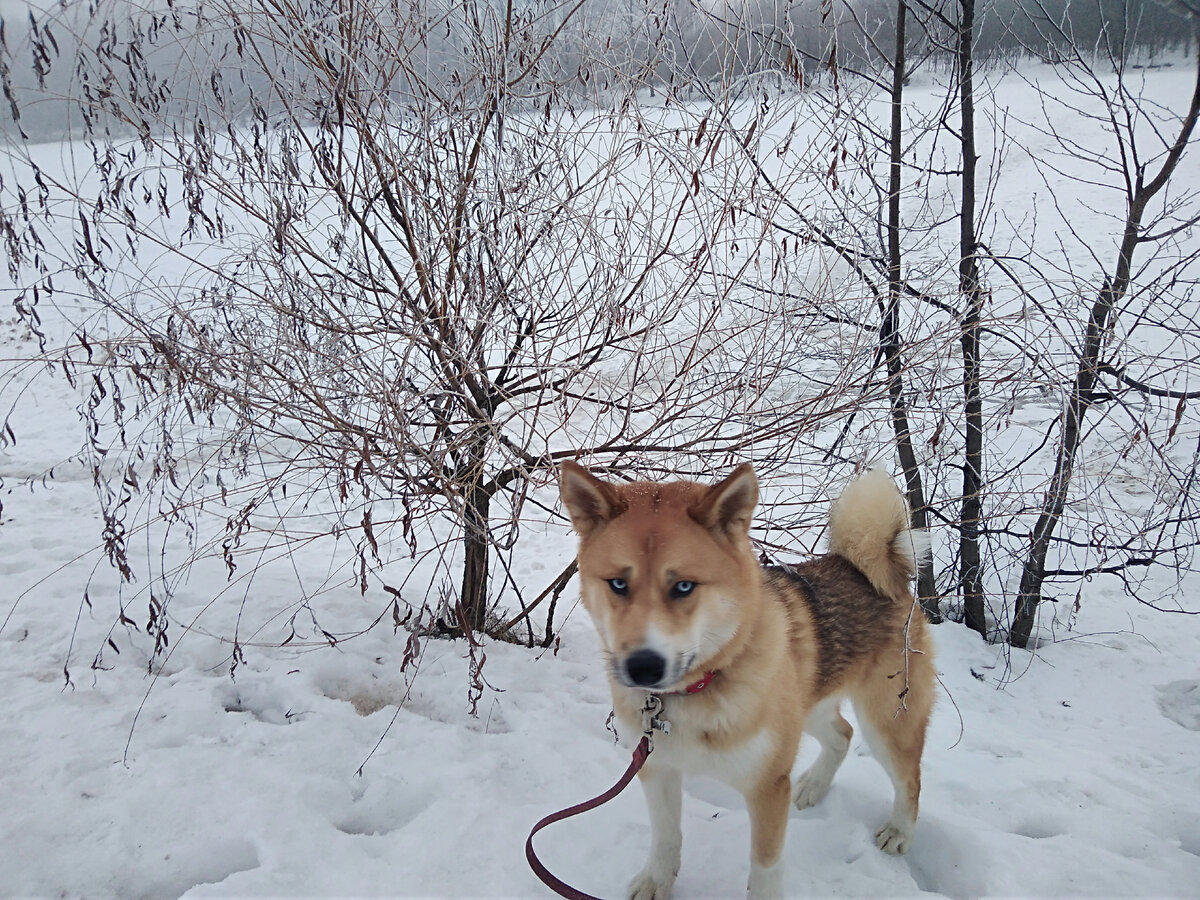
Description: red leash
xmin=525 ymin=736 xmax=653 ymax=900
xmin=526 ymin=679 xmax=711 ymax=898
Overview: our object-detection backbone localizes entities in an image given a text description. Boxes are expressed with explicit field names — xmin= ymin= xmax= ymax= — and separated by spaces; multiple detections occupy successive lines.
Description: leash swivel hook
xmin=640 ymin=692 xmax=670 ymax=751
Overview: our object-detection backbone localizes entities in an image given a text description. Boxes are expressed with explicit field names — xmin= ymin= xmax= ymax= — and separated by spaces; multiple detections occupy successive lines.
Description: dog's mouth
xmin=611 ymin=648 xmax=697 ymax=692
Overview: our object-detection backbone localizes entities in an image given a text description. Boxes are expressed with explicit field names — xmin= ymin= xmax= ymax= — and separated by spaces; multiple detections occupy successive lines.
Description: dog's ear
xmin=691 ymin=464 xmax=758 ymax=538
xmin=559 ymin=461 xmax=625 ymax=537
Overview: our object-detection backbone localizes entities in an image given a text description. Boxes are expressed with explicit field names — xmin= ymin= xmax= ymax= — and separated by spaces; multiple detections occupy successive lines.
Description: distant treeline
xmin=976 ymin=0 xmax=1193 ymax=57
xmin=0 ymin=0 xmax=1195 ymax=141
xmin=634 ymin=0 xmax=1196 ymax=86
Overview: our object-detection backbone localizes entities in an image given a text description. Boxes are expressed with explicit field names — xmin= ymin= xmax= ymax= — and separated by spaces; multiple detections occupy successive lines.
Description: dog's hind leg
xmin=792 ymin=696 xmax=852 ymax=810
xmin=851 ymin=661 xmax=931 ymax=855
xmin=628 ymin=764 xmax=682 ymax=900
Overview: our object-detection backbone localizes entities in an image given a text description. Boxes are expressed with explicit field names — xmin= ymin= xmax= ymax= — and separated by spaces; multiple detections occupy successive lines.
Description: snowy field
xmin=4 ymin=60 xmax=1200 ymax=898
xmin=4 ymin=345 xmax=1200 ymax=900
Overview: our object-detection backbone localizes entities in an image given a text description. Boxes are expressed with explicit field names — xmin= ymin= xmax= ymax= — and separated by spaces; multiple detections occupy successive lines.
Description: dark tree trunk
xmin=957 ymin=0 xmax=987 ymax=637
xmin=884 ymin=0 xmax=941 ymax=623
xmin=455 ymin=425 xmax=496 ymax=636
xmin=459 ymin=477 xmax=492 ymax=635
xmin=1009 ymin=280 xmax=1117 ymax=648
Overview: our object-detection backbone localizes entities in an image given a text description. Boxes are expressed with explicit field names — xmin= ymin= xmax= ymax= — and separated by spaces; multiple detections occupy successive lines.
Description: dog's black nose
xmin=624 ymin=649 xmax=667 ymax=687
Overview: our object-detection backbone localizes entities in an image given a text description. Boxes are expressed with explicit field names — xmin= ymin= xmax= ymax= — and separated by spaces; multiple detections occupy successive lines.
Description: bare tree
xmin=955 ymin=0 xmax=988 ymax=636
xmin=1009 ymin=9 xmax=1200 ymax=647
xmin=882 ymin=0 xmax=942 ymax=620
xmin=1 ymin=0 xmax=875 ymax=679
xmin=712 ymin=0 xmax=959 ymax=621
xmin=684 ymin=0 xmax=1200 ymax=646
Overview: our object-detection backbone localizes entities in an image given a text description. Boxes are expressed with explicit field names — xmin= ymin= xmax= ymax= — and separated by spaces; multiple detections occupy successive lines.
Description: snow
xmin=3 ymin=62 xmax=1200 ymax=899
xmin=4 ymin=314 xmax=1200 ymax=900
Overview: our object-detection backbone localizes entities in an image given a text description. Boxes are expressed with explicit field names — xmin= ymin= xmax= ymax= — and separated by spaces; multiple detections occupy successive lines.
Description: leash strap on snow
xmin=525 ymin=736 xmax=652 ymax=900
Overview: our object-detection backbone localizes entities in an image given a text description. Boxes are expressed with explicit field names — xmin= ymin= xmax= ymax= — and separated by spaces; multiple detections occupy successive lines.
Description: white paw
xmin=875 ymin=821 xmax=913 ymax=855
xmin=747 ymin=860 xmax=784 ymax=899
xmin=628 ymin=866 xmax=676 ymax=900
xmin=791 ymin=770 xmax=832 ymax=810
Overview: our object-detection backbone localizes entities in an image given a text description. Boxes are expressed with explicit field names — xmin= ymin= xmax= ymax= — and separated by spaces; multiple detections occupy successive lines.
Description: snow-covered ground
xmin=4 ymin=58 xmax=1200 ymax=898
xmin=4 ymin=307 xmax=1200 ymax=900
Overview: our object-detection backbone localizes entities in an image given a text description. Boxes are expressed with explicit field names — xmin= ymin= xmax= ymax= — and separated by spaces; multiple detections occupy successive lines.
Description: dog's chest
xmin=618 ymin=701 xmax=775 ymax=791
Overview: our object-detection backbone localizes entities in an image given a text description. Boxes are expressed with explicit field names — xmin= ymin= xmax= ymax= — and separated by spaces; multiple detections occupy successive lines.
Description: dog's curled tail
xmin=828 ymin=469 xmax=930 ymax=603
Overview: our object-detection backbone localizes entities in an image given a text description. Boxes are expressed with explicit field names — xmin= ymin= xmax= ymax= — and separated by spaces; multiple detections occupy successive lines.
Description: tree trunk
xmin=884 ymin=0 xmax=941 ymax=623
xmin=957 ymin=0 xmax=987 ymax=637
xmin=456 ymin=426 xmax=495 ymax=636
xmin=1008 ymin=281 xmax=1116 ymax=648
xmin=459 ymin=477 xmax=492 ymax=636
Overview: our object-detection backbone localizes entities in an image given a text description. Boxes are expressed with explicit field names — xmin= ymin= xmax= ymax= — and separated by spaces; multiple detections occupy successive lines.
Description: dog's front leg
xmin=745 ymin=772 xmax=790 ymax=900
xmin=628 ymin=763 xmax=682 ymax=900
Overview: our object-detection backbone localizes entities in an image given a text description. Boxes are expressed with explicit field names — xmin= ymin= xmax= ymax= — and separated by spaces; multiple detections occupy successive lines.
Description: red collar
xmin=682 ymin=670 xmax=716 ymax=694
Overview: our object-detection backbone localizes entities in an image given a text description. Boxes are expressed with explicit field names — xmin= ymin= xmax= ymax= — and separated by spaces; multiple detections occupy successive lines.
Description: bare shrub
xmin=1 ymin=0 xmax=902 ymax=682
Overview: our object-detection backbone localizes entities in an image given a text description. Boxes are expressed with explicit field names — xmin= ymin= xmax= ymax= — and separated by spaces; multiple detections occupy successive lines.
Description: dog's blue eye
xmin=672 ymin=580 xmax=696 ymax=598
xmin=607 ymin=578 xmax=629 ymax=595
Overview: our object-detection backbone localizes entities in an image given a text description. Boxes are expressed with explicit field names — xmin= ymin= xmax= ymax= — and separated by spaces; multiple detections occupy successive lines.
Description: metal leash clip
xmin=640 ymin=692 xmax=670 ymax=751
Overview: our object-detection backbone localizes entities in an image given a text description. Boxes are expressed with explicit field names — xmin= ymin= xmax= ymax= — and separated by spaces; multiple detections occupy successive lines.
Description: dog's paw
xmin=790 ymin=770 xmax=832 ymax=810
xmin=874 ymin=821 xmax=913 ymax=855
xmin=627 ymin=867 xmax=676 ymax=900
xmin=746 ymin=861 xmax=784 ymax=899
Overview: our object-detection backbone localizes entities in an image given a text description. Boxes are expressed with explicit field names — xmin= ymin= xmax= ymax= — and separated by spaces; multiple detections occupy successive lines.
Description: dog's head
xmin=559 ymin=461 xmax=761 ymax=692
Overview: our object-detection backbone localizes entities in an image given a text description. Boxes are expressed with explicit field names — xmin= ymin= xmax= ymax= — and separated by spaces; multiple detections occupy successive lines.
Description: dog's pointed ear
xmin=691 ymin=464 xmax=758 ymax=538
xmin=560 ymin=461 xmax=625 ymax=537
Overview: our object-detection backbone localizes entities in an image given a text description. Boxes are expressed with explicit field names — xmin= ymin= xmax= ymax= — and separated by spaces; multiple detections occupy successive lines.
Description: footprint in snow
xmin=1155 ymin=680 xmax=1200 ymax=731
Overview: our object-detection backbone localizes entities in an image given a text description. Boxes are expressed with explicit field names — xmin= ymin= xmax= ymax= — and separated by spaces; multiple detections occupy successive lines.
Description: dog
xmin=558 ymin=462 xmax=934 ymax=899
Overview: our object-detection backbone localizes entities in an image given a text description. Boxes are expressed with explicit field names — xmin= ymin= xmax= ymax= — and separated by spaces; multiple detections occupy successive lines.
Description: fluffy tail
xmin=827 ymin=469 xmax=930 ymax=603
